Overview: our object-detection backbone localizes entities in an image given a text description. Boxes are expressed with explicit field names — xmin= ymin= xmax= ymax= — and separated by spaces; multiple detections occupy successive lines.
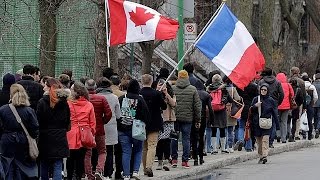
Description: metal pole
xmin=177 ymin=0 xmax=184 ymax=70
xmin=130 ymin=43 xmax=134 ymax=75
xmin=105 ymin=0 xmax=111 ymax=68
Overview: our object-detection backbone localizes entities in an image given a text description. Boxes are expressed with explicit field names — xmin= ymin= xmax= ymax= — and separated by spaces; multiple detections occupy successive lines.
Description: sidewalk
xmin=138 ymin=138 xmax=320 ymax=180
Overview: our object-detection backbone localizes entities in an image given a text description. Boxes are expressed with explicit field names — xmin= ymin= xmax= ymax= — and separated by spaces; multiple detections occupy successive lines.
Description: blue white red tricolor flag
xmin=195 ymin=4 xmax=265 ymax=90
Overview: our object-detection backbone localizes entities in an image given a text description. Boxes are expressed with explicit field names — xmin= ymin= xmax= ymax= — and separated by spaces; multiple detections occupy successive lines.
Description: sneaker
xmin=269 ymin=144 xmax=274 ymax=148
xmin=276 ymin=137 xmax=281 ymax=143
xmin=262 ymin=157 xmax=267 ymax=164
xmin=94 ymin=172 xmax=104 ymax=180
xmin=199 ymin=158 xmax=204 ymax=165
xmin=156 ymin=160 xmax=163 ymax=170
xmin=162 ymin=160 xmax=170 ymax=171
xmin=171 ymin=159 xmax=178 ymax=168
xmin=104 ymin=177 xmax=111 ymax=180
xmin=234 ymin=141 xmax=243 ymax=151
xmin=123 ymin=176 xmax=130 ymax=180
xmin=288 ymin=136 xmax=295 ymax=142
xmin=229 ymin=148 xmax=234 ymax=153
xmin=315 ymin=130 xmax=320 ymax=139
xmin=132 ymin=171 xmax=141 ymax=179
xmin=144 ymin=168 xmax=153 ymax=177
xmin=211 ymin=150 xmax=218 ymax=155
xmin=282 ymin=141 xmax=286 ymax=143
xmin=258 ymin=158 xmax=263 ymax=164
xmin=295 ymin=137 xmax=300 ymax=140
xmin=246 ymin=149 xmax=253 ymax=152
xmin=221 ymin=150 xmax=229 ymax=154
xmin=181 ymin=161 xmax=190 ymax=169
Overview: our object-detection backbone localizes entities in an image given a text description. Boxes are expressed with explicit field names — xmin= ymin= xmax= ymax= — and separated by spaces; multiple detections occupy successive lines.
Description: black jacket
xmin=237 ymin=82 xmax=258 ymax=121
xmin=140 ymin=87 xmax=167 ymax=133
xmin=0 ymin=85 xmax=11 ymax=107
xmin=17 ymin=76 xmax=44 ymax=110
xmin=36 ymin=92 xmax=70 ymax=159
xmin=258 ymin=76 xmax=284 ymax=105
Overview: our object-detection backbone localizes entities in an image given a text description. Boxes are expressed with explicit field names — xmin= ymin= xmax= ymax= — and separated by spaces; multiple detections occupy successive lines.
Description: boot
xmin=220 ymin=138 xmax=229 ymax=153
xmin=199 ymin=156 xmax=204 ymax=165
xmin=156 ymin=160 xmax=163 ymax=170
xmin=211 ymin=137 xmax=218 ymax=154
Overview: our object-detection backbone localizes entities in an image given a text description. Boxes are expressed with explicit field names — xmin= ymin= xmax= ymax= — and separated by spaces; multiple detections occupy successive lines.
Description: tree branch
xmin=305 ymin=0 xmax=320 ymax=32
xmin=279 ymin=0 xmax=299 ymax=32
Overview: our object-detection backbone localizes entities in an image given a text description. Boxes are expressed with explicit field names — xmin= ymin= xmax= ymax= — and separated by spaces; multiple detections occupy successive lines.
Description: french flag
xmin=195 ymin=4 xmax=265 ymax=90
xmin=107 ymin=0 xmax=179 ymax=46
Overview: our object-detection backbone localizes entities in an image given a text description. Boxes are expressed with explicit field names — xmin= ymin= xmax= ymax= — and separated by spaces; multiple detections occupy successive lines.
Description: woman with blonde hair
xmin=37 ymin=78 xmax=71 ymax=180
xmin=0 ymin=84 xmax=39 ymax=179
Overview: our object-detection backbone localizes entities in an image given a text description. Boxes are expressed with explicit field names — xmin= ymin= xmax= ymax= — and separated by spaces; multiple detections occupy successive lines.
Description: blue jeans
xmin=40 ymin=159 xmax=63 ymax=180
xmin=238 ymin=118 xmax=253 ymax=150
xmin=171 ymin=122 xmax=192 ymax=162
xmin=118 ymin=130 xmax=143 ymax=177
xmin=205 ymin=128 xmax=212 ymax=153
xmin=227 ymin=126 xmax=234 ymax=148
xmin=314 ymin=107 xmax=320 ymax=130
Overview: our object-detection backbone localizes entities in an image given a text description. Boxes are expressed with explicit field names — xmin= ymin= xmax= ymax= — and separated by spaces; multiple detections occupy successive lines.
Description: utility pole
xmin=177 ymin=0 xmax=184 ymax=70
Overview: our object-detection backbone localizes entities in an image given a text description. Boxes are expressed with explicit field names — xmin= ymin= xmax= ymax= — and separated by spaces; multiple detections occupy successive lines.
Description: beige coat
xmin=162 ymin=94 xmax=177 ymax=122
xmin=226 ymin=86 xmax=241 ymax=126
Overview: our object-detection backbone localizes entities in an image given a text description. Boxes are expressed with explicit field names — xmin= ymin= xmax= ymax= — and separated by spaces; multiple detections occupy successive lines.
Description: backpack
xmin=305 ymin=85 xmax=314 ymax=106
xmin=210 ymin=89 xmax=226 ymax=111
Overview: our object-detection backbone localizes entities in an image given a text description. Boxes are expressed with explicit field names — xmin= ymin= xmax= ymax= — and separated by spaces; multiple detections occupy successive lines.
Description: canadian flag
xmin=106 ymin=0 xmax=179 ymax=46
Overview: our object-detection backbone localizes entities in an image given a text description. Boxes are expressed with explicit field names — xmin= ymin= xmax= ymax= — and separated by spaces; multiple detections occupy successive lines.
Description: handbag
xmin=258 ymin=96 xmax=272 ymax=129
xmin=289 ymin=84 xmax=298 ymax=109
xmin=230 ymin=87 xmax=244 ymax=119
xmin=9 ymin=104 xmax=39 ymax=160
xmin=244 ymin=108 xmax=252 ymax=141
xmin=71 ymin=104 xmax=96 ymax=148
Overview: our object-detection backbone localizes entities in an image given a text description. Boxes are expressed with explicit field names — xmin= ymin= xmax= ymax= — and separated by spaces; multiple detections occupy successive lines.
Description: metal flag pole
xmin=160 ymin=1 xmax=226 ymax=90
xmin=105 ymin=0 xmax=111 ymax=68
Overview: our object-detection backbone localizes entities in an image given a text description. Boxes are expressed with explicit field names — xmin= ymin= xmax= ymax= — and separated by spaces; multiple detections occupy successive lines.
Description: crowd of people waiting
xmin=0 ymin=63 xmax=319 ymax=180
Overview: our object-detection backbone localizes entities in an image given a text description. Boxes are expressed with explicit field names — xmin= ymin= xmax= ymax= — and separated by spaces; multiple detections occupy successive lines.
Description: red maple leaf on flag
xmin=129 ymin=7 xmax=154 ymax=34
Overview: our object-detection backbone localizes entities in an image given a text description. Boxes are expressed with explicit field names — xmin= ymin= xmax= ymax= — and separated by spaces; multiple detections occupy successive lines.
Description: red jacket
xmin=89 ymin=91 xmax=112 ymax=136
xmin=276 ymin=73 xmax=294 ymax=110
xmin=67 ymin=97 xmax=96 ymax=149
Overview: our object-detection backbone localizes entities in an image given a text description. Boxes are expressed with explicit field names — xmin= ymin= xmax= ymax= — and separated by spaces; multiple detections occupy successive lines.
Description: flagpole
xmin=160 ymin=1 xmax=226 ymax=90
xmin=105 ymin=0 xmax=111 ymax=68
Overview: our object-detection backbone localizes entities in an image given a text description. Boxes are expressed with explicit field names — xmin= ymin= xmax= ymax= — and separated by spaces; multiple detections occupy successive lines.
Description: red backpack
xmin=210 ymin=89 xmax=226 ymax=111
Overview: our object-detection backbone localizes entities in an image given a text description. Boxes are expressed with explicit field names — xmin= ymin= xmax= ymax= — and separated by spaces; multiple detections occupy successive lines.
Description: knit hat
xmin=178 ymin=70 xmax=189 ymax=79
xmin=3 ymin=73 xmax=16 ymax=86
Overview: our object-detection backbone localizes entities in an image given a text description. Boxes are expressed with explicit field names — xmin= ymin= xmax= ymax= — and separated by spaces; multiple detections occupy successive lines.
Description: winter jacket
xmin=0 ymin=104 xmax=39 ymax=178
xmin=313 ymin=79 xmax=320 ymax=107
xmin=305 ymin=81 xmax=318 ymax=107
xmin=258 ymin=75 xmax=284 ymax=105
xmin=226 ymin=85 xmax=241 ymax=126
xmin=89 ymin=91 xmax=112 ymax=136
xmin=0 ymin=85 xmax=10 ymax=107
xmin=67 ymin=97 xmax=96 ymax=149
xmin=96 ymin=88 xmax=121 ymax=145
xmin=118 ymin=92 xmax=150 ymax=132
xmin=189 ymin=73 xmax=203 ymax=90
xmin=276 ymin=73 xmax=294 ymax=110
xmin=237 ymin=82 xmax=258 ymax=121
xmin=172 ymin=78 xmax=201 ymax=124
xmin=140 ymin=87 xmax=167 ymax=133
xmin=289 ymin=74 xmax=306 ymax=108
xmin=17 ymin=76 xmax=44 ymax=110
xmin=36 ymin=90 xmax=71 ymax=159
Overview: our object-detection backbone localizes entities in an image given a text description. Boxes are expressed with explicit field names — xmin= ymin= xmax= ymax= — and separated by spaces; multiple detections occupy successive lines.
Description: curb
xmin=151 ymin=140 xmax=320 ymax=180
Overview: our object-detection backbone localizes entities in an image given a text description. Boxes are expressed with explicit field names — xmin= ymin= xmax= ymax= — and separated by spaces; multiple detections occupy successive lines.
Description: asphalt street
xmin=194 ymin=144 xmax=320 ymax=180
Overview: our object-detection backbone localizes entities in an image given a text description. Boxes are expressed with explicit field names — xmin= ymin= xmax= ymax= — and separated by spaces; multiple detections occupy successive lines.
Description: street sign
xmin=165 ymin=0 xmax=195 ymax=18
xmin=184 ymin=23 xmax=197 ymax=43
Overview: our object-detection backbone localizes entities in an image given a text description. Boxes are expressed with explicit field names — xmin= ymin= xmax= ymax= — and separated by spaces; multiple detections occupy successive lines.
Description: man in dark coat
xmin=140 ymin=74 xmax=166 ymax=177
xmin=17 ymin=64 xmax=44 ymax=110
xmin=0 ymin=73 xmax=16 ymax=107
xmin=258 ymin=68 xmax=283 ymax=148
xmin=183 ymin=62 xmax=203 ymax=89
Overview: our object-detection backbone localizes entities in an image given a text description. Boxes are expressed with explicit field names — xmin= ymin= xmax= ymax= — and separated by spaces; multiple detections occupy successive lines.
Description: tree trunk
xmin=139 ymin=41 xmax=154 ymax=74
xmin=38 ymin=0 xmax=58 ymax=77
xmin=92 ymin=0 xmax=118 ymax=79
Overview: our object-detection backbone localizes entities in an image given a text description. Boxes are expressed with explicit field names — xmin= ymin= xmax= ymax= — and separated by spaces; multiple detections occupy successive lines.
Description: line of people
xmin=1 ymin=64 xmax=320 ymax=180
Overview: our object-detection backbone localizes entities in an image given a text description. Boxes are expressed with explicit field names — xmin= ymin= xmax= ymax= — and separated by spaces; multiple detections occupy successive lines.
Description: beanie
xmin=178 ymin=70 xmax=189 ymax=79
xmin=3 ymin=73 xmax=16 ymax=86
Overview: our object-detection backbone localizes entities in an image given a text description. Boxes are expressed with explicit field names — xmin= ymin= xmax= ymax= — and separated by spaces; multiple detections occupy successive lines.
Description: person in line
xmin=276 ymin=73 xmax=294 ymax=143
xmin=156 ymin=79 xmax=176 ymax=171
xmin=17 ymin=64 xmax=44 ymax=110
xmin=0 ymin=73 xmax=16 ymax=107
xmin=96 ymin=77 xmax=121 ymax=180
xmin=117 ymin=79 xmax=149 ymax=180
xmin=66 ymin=82 xmax=96 ymax=180
xmin=140 ymin=74 xmax=167 ymax=177
xmin=84 ymin=79 xmax=112 ymax=180
xmin=313 ymin=72 xmax=320 ymax=139
xmin=250 ymin=84 xmax=279 ymax=164
xmin=37 ymin=78 xmax=71 ymax=180
xmin=0 ymin=84 xmax=39 ymax=179
xmin=171 ymin=70 xmax=201 ymax=169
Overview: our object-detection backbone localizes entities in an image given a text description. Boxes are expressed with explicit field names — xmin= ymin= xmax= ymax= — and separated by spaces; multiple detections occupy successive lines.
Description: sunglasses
xmin=261 ymin=89 xmax=268 ymax=92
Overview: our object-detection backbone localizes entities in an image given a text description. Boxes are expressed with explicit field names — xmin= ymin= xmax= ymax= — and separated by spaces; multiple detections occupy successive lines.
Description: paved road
xmin=208 ymin=144 xmax=320 ymax=180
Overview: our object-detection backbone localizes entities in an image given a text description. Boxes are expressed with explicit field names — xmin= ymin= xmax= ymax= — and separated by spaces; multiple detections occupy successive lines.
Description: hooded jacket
xmin=305 ymin=81 xmax=318 ymax=106
xmin=0 ymin=73 xmax=15 ymax=107
xmin=17 ymin=76 xmax=44 ymax=110
xmin=312 ymin=75 xmax=320 ymax=107
xmin=258 ymin=75 xmax=284 ymax=105
xmin=36 ymin=89 xmax=71 ymax=158
xmin=172 ymin=78 xmax=201 ymax=124
xmin=276 ymin=73 xmax=294 ymax=110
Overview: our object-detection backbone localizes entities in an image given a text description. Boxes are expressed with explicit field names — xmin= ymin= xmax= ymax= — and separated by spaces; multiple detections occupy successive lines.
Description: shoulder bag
xmin=288 ymin=84 xmax=298 ymax=109
xmin=230 ymin=87 xmax=244 ymax=119
xmin=71 ymin=103 xmax=96 ymax=148
xmin=128 ymin=95 xmax=146 ymax=141
xmin=258 ymin=96 xmax=272 ymax=129
xmin=9 ymin=104 xmax=39 ymax=160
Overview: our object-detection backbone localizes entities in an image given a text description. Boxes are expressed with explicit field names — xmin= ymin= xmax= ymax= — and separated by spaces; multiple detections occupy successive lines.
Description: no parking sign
xmin=184 ymin=23 xmax=197 ymax=43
